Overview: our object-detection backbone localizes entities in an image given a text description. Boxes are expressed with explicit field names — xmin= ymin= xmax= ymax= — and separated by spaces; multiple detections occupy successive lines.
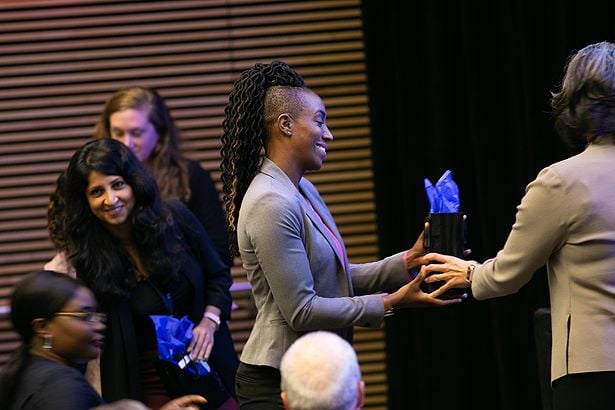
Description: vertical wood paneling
xmin=0 ymin=1 xmax=388 ymax=407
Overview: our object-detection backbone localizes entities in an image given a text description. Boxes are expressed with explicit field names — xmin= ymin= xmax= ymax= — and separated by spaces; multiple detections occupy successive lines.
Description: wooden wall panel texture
xmin=0 ymin=1 xmax=388 ymax=407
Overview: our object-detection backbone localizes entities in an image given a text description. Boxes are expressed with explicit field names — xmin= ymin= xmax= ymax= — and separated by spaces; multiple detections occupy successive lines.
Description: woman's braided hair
xmin=220 ymin=61 xmax=305 ymax=256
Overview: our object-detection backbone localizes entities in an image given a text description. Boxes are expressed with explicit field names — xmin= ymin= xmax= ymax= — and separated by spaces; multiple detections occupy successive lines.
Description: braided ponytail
xmin=220 ymin=61 xmax=305 ymax=256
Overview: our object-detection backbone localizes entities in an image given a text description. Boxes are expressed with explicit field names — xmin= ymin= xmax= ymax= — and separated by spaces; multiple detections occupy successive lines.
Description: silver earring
xmin=287 ymin=131 xmax=292 ymax=135
xmin=43 ymin=334 xmax=53 ymax=349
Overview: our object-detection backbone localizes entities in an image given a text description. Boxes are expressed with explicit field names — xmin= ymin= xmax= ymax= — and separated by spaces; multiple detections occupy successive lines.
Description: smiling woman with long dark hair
xmin=52 ymin=139 xmax=237 ymax=409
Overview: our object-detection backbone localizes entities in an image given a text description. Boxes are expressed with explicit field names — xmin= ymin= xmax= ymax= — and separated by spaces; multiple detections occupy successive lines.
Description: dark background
xmin=362 ymin=1 xmax=615 ymax=409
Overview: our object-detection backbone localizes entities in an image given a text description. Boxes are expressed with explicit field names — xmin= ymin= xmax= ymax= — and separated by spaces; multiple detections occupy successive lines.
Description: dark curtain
xmin=361 ymin=1 xmax=615 ymax=409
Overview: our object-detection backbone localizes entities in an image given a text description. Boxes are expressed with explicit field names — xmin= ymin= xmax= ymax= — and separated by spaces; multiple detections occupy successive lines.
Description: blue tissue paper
xmin=150 ymin=315 xmax=211 ymax=376
xmin=424 ymin=170 xmax=460 ymax=213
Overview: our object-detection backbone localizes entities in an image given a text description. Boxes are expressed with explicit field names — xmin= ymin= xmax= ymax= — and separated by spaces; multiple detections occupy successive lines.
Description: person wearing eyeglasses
xmin=0 ymin=270 xmax=206 ymax=410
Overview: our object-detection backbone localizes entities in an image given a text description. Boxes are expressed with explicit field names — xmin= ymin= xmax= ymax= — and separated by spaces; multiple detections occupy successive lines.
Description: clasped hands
xmin=383 ymin=230 xmax=475 ymax=310
xmin=421 ymin=252 xmax=474 ymax=297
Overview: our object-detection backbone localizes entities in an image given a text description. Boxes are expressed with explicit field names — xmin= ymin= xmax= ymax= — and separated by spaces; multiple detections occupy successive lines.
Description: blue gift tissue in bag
xmin=423 ymin=170 xmax=466 ymax=298
xmin=149 ymin=315 xmax=211 ymax=376
xmin=149 ymin=315 xmax=233 ymax=409
xmin=424 ymin=169 xmax=460 ymax=213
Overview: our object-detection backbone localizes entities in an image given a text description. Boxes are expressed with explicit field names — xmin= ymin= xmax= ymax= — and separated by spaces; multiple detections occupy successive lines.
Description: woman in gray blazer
xmin=220 ymin=61 xmax=463 ymax=409
xmin=422 ymin=41 xmax=615 ymax=410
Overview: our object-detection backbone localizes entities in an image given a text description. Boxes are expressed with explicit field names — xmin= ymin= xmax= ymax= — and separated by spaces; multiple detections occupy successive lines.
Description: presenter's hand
xmin=422 ymin=252 xmax=475 ymax=298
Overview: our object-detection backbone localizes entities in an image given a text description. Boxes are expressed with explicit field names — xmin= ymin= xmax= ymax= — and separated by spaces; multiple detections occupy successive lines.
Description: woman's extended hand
xmin=404 ymin=224 xmax=429 ymax=271
xmin=384 ymin=268 xmax=465 ymax=310
xmin=421 ymin=252 xmax=474 ymax=298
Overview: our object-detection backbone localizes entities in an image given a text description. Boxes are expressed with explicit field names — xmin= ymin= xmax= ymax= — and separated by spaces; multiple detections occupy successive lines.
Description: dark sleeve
xmin=173 ymin=202 xmax=233 ymax=318
xmin=99 ymin=300 xmax=142 ymax=402
xmin=23 ymin=365 xmax=103 ymax=410
xmin=186 ymin=160 xmax=232 ymax=266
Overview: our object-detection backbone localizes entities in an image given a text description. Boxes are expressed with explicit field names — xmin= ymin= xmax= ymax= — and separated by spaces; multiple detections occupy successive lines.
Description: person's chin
xmin=309 ymin=160 xmax=324 ymax=171
xmin=103 ymin=214 xmax=128 ymax=226
xmin=71 ymin=353 xmax=98 ymax=365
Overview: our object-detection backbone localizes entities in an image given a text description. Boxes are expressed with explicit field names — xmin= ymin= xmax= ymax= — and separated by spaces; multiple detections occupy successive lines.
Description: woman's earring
xmin=287 ymin=131 xmax=292 ymax=136
xmin=43 ymin=334 xmax=54 ymax=349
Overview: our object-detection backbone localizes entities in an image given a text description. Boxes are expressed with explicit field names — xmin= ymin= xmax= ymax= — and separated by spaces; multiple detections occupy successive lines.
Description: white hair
xmin=280 ymin=331 xmax=361 ymax=410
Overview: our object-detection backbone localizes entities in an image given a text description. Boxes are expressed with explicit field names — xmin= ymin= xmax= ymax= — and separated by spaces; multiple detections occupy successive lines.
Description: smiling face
xmin=46 ymin=286 xmax=105 ymax=364
xmin=291 ymin=90 xmax=333 ymax=172
xmin=109 ymin=107 xmax=159 ymax=162
xmin=86 ymin=170 xmax=135 ymax=230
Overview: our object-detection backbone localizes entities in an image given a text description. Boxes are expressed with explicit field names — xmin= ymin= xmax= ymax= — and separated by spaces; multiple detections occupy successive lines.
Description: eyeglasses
xmin=53 ymin=311 xmax=107 ymax=323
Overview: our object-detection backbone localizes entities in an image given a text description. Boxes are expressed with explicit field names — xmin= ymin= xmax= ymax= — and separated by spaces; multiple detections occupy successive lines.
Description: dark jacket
xmin=94 ymin=203 xmax=234 ymax=402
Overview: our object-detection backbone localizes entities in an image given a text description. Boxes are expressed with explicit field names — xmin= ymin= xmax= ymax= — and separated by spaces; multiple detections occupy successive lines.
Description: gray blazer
xmin=238 ymin=158 xmax=409 ymax=368
xmin=472 ymin=142 xmax=615 ymax=382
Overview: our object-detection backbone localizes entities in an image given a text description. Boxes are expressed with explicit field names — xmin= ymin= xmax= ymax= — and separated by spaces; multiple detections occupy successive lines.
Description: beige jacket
xmin=472 ymin=142 xmax=615 ymax=382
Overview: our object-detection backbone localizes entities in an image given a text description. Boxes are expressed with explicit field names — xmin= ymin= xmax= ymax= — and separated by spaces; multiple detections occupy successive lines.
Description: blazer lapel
xmin=299 ymin=179 xmax=348 ymax=272
xmin=260 ymin=157 xmax=348 ymax=272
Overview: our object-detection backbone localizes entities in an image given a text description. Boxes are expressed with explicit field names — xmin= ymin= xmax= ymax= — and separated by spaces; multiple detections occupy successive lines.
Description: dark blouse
xmin=91 ymin=202 xmax=234 ymax=402
xmin=131 ymin=276 xmax=194 ymax=351
xmin=10 ymin=357 xmax=103 ymax=410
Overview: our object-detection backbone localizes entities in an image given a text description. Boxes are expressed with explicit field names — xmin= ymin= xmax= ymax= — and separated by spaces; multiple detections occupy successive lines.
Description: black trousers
xmin=553 ymin=371 xmax=615 ymax=410
xmin=235 ymin=362 xmax=283 ymax=409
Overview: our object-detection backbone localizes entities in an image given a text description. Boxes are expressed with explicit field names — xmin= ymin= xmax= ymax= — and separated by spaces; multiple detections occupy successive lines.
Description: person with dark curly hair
xmin=55 ymin=139 xmax=238 ymax=409
xmin=422 ymin=41 xmax=615 ymax=410
xmin=46 ymin=86 xmax=232 ymax=278
xmin=219 ymin=60 xmax=462 ymax=408
xmin=45 ymin=171 xmax=75 ymax=276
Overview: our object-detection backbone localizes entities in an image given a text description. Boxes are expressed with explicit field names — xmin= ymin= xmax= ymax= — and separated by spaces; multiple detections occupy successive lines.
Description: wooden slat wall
xmin=0 ymin=0 xmax=387 ymax=407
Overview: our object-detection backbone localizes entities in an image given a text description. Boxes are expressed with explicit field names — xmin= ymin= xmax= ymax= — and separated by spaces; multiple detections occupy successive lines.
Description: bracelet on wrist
xmin=203 ymin=311 xmax=221 ymax=330
xmin=466 ymin=262 xmax=477 ymax=286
